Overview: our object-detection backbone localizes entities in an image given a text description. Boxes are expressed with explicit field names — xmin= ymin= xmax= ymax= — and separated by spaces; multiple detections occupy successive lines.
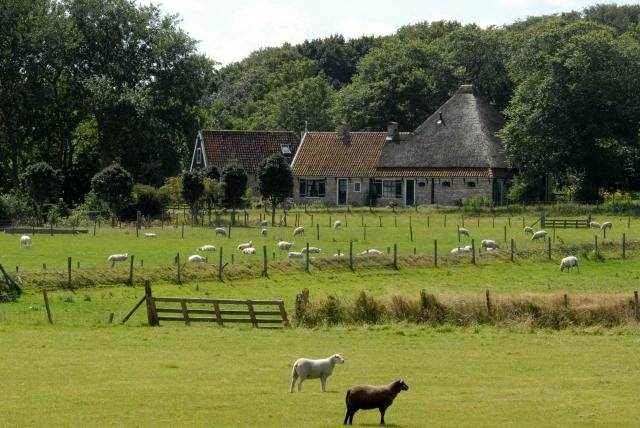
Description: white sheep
xmin=197 ymin=245 xmax=216 ymax=252
xmin=237 ymin=240 xmax=253 ymax=250
xmin=188 ymin=254 xmax=208 ymax=263
xmin=559 ymin=256 xmax=579 ymax=272
xmin=301 ymin=246 xmax=322 ymax=254
xmin=288 ymin=251 xmax=304 ymax=258
xmin=293 ymin=226 xmax=305 ymax=236
xmin=450 ymin=245 xmax=472 ymax=254
xmin=261 ymin=228 xmax=268 ymax=237
xmin=144 ymin=232 xmax=157 ymax=238
xmin=531 ymin=230 xmax=548 ymax=241
xmin=458 ymin=227 xmax=470 ymax=237
xmin=242 ymin=247 xmax=257 ymax=255
xmin=360 ymin=249 xmax=383 ymax=255
xmin=290 ymin=353 xmax=344 ymax=393
xmin=259 ymin=220 xmax=268 ymax=226
xmin=215 ymin=227 xmax=227 ymax=236
xmin=481 ymin=239 xmax=498 ymax=249
xmin=107 ymin=253 xmax=128 ymax=267
xmin=601 ymin=221 xmax=612 ymax=231
xmin=20 ymin=235 xmax=31 ymax=249
xmin=278 ymin=241 xmax=295 ymax=250
xmin=334 ymin=220 xmax=341 ymax=229
xmin=524 ymin=226 xmax=534 ymax=235
xmin=589 ymin=221 xmax=601 ymax=229
xmin=334 ymin=253 xmax=345 ymax=257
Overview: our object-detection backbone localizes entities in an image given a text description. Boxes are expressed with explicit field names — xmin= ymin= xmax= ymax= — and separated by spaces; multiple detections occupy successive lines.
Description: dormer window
xmin=196 ymin=148 xmax=202 ymax=165
xmin=281 ymin=144 xmax=292 ymax=156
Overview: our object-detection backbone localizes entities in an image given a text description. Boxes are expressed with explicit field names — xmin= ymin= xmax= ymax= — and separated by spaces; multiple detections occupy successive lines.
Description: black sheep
xmin=344 ymin=379 xmax=409 ymax=425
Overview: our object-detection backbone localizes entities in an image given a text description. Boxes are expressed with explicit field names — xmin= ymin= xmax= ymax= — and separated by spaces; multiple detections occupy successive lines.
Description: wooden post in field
xmin=594 ymin=235 xmax=598 ymax=253
xmin=379 ymin=216 xmax=382 ymax=227
xmin=508 ymin=216 xmax=511 ymax=227
xmin=387 ymin=246 xmax=390 ymax=255
xmin=510 ymin=239 xmax=514 ymax=262
xmin=634 ymin=291 xmax=639 ymax=320
xmin=218 ymin=247 xmax=223 ymax=281
xmin=344 ymin=213 xmax=348 ymax=227
xmin=477 ymin=216 xmax=480 ymax=227
xmin=181 ymin=222 xmax=184 ymax=238
xmin=492 ymin=216 xmax=495 ymax=228
xmin=457 ymin=225 xmax=461 ymax=242
xmin=409 ymin=216 xmax=413 ymax=242
xmin=43 ymin=289 xmax=53 ymax=324
xmin=316 ymin=223 xmax=320 ymax=240
xmin=129 ymin=255 xmax=135 ymax=285
xmin=485 ymin=289 xmax=493 ymax=317
xmin=553 ymin=227 xmax=556 ymax=243
xmin=393 ymin=243 xmax=398 ymax=270
xmin=349 ymin=241 xmax=353 ymax=270
xmin=563 ymin=294 xmax=568 ymax=308
xmin=305 ymin=243 xmax=310 ymax=273
xmin=361 ymin=215 xmax=364 ymax=226
xmin=108 ymin=312 xmax=114 ymax=324
xmin=228 ymin=225 xmax=231 ymax=239
xmin=311 ymin=214 xmax=314 ymax=226
xmin=471 ymin=239 xmax=476 ymax=264
xmin=364 ymin=225 xmax=367 ymax=241
xmin=329 ymin=215 xmax=331 ymax=227
xmin=503 ymin=225 xmax=507 ymax=242
xmin=628 ymin=215 xmax=631 ymax=228
xmin=144 ymin=280 xmax=159 ymax=326
xmin=67 ymin=257 xmax=72 ymax=287
xmin=93 ymin=220 xmax=96 ymax=236
xmin=231 ymin=254 xmax=234 ymax=265
xmin=522 ymin=216 xmax=525 ymax=227
xmin=394 ymin=215 xmax=397 ymax=227
xmin=434 ymin=240 xmax=438 ymax=267
xmin=623 ymin=233 xmax=626 ymax=258
xmin=262 ymin=245 xmax=268 ymax=277
xmin=176 ymin=253 xmax=181 ymax=284
xmin=120 ymin=295 xmax=146 ymax=324
xmin=427 ymin=215 xmax=430 ymax=228
xmin=413 ymin=247 xmax=416 ymax=255
xmin=136 ymin=210 xmax=141 ymax=238
xmin=444 ymin=215 xmax=447 ymax=227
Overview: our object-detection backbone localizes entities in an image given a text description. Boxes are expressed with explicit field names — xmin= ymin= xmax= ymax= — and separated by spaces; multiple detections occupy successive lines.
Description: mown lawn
xmin=1 ymin=324 xmax=639 ymax=427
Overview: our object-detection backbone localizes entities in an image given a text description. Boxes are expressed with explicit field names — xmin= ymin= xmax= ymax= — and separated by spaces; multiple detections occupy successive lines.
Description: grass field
xmin=1 ymin=324 xmax=639 ymax=427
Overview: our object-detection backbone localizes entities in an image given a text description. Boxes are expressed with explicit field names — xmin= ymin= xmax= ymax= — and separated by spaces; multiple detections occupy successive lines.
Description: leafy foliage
xmin=90 ymin=162 xmax=133 ymax=223
xmin=21 ymin=162 xmax=61 ymax=210
xmin=221 ymin=159 xmax=248 ymax=224
xmin=257 ymin=153 xmax=293 ymax=225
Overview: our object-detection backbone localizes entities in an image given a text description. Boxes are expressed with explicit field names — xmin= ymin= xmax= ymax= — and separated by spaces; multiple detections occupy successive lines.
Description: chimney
xmin=336 ymin=122 xmax=349 ymax=140
xmin=386 ymin=122 xmax=399 ymax=142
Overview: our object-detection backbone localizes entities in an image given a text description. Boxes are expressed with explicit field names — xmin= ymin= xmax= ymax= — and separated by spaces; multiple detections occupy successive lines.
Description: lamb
xmin=589 ymin=221 xmax=601 ymax=229
xmin=458 ymin=227 xmax=470 ymax=237
xmin=287 ymin=251 xmax=304 ymax=258
xmin=481 ymin=239 xmax=498 ymax=249
xmin=301 ymin=246 xmax=322 ymax=254
xmin=559 ymin=256 xmax=579 ymax=272
xmin=450 ymin=245 xmax=472 ymax=254
xmin=197 ymin=245 xmax=216 ymax=252
xmin=237 ymin=240 xmax=253 ymax=251
xmin=360 ymin=249 xmax=383 ymax=255
xmin=259 ymin=220 xmax=268 ymax=226
xmin=290 ymin=353 xmax=344 ymax=393
xmin=293 ymin=226 xmax=305 ymax=236
xmin=20 ymin=235 xmax=31 ymax=249
xmin=188 ymin=254 xmax=208 ymax=263
xmin=278 ymin=241 xmax=295 ymax=250
xmin=531 ymin=230 xmax=548 ymax=241
xmin=524 ymin=226 xmax=534 ymax=235
xmin=107 ymin=253 xmax=128 ymax=267
xmin=344 ymin=379 xmax=409 ymax=425
xmin=143 ymin=232 xmax=157 ymax=238
xmin=334 ymin=220 xmax=341 ymax=229
xmin=215 ymin=227 xmax=227 ymax=236
xmin=261 ymin=228 xmax=268 ymax=237
xmin=242 ymin=247 xmax=257 ymax=255
xmin=601 ymin=221 xmax=612 ymax=231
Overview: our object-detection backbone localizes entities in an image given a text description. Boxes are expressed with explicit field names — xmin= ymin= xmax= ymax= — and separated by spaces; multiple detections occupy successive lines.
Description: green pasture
xmin=1 ymin=324 xmax=639 ymax=427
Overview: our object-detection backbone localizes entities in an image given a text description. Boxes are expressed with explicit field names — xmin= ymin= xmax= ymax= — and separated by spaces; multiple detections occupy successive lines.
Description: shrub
xmin=350 ymin=290 xmax=386 ymax=324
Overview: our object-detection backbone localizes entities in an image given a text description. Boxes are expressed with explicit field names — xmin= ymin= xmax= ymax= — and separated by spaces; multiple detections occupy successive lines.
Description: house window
xmin=354 ymin=182 xmax=361 ymax=192
xmin=196 ymin=148 xmax=202 ymax=165
xmin=374 ymin=179 xmax=403 ymax=198
xmin=442 ymin=181 xmax=451 ymax=187
xmin=299 ymin=179 xmax=326 ymax=197
xmin=467 ymin=181 xmax=476 ymax=188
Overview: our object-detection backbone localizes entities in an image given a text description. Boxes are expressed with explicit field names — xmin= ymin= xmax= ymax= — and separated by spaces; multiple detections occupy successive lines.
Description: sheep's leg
xmin=343 ymin=409 xmax=350 ymax=425
xmin=379 ymin=406 xmax=387 ymax=425
xmin=349 ymin=409 xmax=356 ymax=425
xmin=298 ymin=376 xmax=305 ymax=392
xmin=321 ymin=376 xmax=327 ymax=392
xmin=290 ymin=372 xmax=298 ymax=393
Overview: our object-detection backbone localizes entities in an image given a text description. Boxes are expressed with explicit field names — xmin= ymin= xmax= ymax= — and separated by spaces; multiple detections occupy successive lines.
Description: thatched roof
xmin=377 ymin=85 xmax=507 ymax=169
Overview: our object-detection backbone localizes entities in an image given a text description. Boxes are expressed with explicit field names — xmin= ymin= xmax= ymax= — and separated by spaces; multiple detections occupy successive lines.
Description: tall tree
xmin=91 ymin=162 xmax=133 ymax=226
xmin=21 ymin=162 xmax=61 ymax=218
xmin=257 ymin=154 xmax=293 ymax=225
xmin=180 ymin=170 xmax=204 ymax=225
xmin=221 ymin=159 xmax=247 ymax=226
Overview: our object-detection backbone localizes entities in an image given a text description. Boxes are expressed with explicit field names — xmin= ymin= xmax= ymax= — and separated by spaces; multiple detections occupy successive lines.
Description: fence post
xmin=594 ymin=235 xmax=598 ymax=253
xmin=434 ymin=240 xmax=438 ymax=267
xmin=628 ymin=215 xmax=631 ymax=229
xmin=427 ymin=215 xmax=430 ymax=228
xmin=510 ymin=239 xmax=514 ymax=262
xmin=218 ymin=247 xmax=223 ymax=281
xmin=316 ymin=223 xmax=320 ymax=241
xmin=409 ymin=220 xmax=413 ymax=242
xmin=504 ymin=225 xmax=507 ymax=242
xmin=129 ymin=255 xmax=135 ymax=285
xmin=379 ymin=216 xmax=382 ymax=227
xmin=364 ymin=224 xmax=367 ymax=241
xmin=43 ymin=288 xmax=53 ymax=324
xmin=311 ymin=214 xmax=314 ymax=226
xmin=329 ymin=215 xmax=332 ymax=227
xmin=306 ymin=243 xmax=310 ymax=273
xmin=485 ymin=289 xmax=493 ymax=317
xmin=393 ymin=243 xmax=398 ymax=270
xmin=634 ymin=291 xmax=639 ymax=321
xmin=349 ymin=241 xmax=353 ymax=270
xmin=67 ymin=257 xmax=72 ymax=287
xmin=623 ymin=233 xmax=626 ymax=258
xmin=457 ymin=225 xmax=461 ymax=242
xmin=144 ymin=280 xmax=159 ymax=326
xmin=263 ymin=245 xmax=268 ymax=276
xmin=508 ymin=216 xmax=511 ymax=227
xmin=471 ymin=239 xmax=475 ymax=264
xmin=228 ymin=225 xmax=231 ymax=239
xmin=547 ymin=238 xmax=551 ymax=260
xmin=361 ymin=215 xmax=364 ymax=226
xmin=563 ymin=294 xmax=568 ymax=308
xmin=492 ymin=216 xmax=495 ymax=228
xmin=181 ymin=222 xmax=184 ymax=238
xmin=444 ymin=215 xmax=446 ymax=227
xmin=553 ymin=227 xmax=556 ymax=243
xmin=176 ymin=253 xmax=181 ymax=284
xmin=136 ymin=210 xmax=141 ymax=238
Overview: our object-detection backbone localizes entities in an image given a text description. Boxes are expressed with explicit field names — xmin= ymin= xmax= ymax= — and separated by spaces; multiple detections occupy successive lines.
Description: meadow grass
xmin=1 ymin=323 xmax=639 ymax=427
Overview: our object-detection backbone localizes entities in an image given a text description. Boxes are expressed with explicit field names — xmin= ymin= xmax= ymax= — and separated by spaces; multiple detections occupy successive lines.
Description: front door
xmin=337 ymin=179 xmax=347 ymax=206
xmin=406 ymin=180 xmax=415 ymax=206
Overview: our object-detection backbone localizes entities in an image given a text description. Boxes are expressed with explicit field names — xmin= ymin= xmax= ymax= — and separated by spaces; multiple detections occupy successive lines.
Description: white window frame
xmin=196 ymin=147 xmax=202 ymax=164
xmin=354 ymin=182 xmax=361 ymax=192
xmin=374 ymin=179 xmax=403 ymax=199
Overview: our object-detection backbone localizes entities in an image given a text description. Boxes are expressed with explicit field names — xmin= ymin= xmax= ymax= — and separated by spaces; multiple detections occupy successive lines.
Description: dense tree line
xmin=2 ymin=2 xmax=640 ymax=206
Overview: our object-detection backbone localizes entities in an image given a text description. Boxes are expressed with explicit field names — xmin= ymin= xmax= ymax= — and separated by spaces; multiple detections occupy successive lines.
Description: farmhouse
xmin=291 ymin=85 xmax=514 ymax=206
xmin=190 ymin=130 xmax=299 ymax=193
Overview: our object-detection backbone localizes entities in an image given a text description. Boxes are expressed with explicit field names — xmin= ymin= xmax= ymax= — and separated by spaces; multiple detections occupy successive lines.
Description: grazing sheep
xmin=531 ymin=230 xmax=548 ymax=241
xmin=524 ymin=226 xmax=534 ymax=235
xmin=261 ymin=228 xmax=268 ymax=237
xmin=450 ymin=245 xmax=472 ymax=254
xmin=288 ymin=251 xmax=304 ymax=258
xmin=242 ymin=247 xmax=257 ymax=255
xmin=20 ymin=235 xmax=31 ymax=249
xmin=481 ymin=239 xmax=498 ymax=249
xmin=293 ymin=226 xmax=305 ymax=236
xmin=486 ymin=247 xmax=496 ymax=252
xmin=197 ymin=245 xmax=216 ymax=252
xmin=144 ymin=232 xmax=157 ymax=238
xmin=259 ymin=220 xmax=268 ymax=226
xmin=601 ymin=221 xmax=612 ymax=231
xmin=301 ymin=246 xmax=322 ymax=254
xmin=237 ymin=240 xmax=253 ymax=251
xmin=215 ymin=227 xmax=227 ymax=236
xmin=107 ymin=253 xmax=128 ymax=267
xmin=560 ymin=256 xmax=579 ymax=272
xmin=334 ymin=220 xmax=341 ymax=229
xmin=590 ymin=221 xmax=601 ymax=229
xmin=344 ymin=380 xmax=409 ymax=425
xmin=278 ymin=241 xmax=295 ymax=250
xmin=458 ymin=227 xmax=470 ymax=237
xmin=334 ymin=253 xmax=345 ymax=257
xmin=188 ymin=254 xmax=208 ymax=263
xmin=290 ymin=354 xmax=344 ymax=393
xmin=360 ymin=249 xmax=383 ymax=255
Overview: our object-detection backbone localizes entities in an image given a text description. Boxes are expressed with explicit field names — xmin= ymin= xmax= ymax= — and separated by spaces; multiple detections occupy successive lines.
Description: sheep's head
xmin=331 ymin=354 xmax=345 ymax=364
xmin=394 ymin=380 xmax=409 ymax=391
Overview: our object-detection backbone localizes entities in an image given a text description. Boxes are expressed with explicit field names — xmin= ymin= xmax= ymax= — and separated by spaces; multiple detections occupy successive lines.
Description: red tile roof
xmin=200 ymin=130 xmax=299 ymax=173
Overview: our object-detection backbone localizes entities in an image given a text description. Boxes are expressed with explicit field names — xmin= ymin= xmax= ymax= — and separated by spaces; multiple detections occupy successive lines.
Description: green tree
xmin=257 ymin=154 xmax=293 ymax=225
xmin=221 ymin=159 xmax=248 ymax=225
xmin=91 ymin=162 xmax=133 ymax=226
xmin=180 ymin=170 xmax=204 ymax=225
xmin=21 ymin=162 xmax=61 ymax=218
